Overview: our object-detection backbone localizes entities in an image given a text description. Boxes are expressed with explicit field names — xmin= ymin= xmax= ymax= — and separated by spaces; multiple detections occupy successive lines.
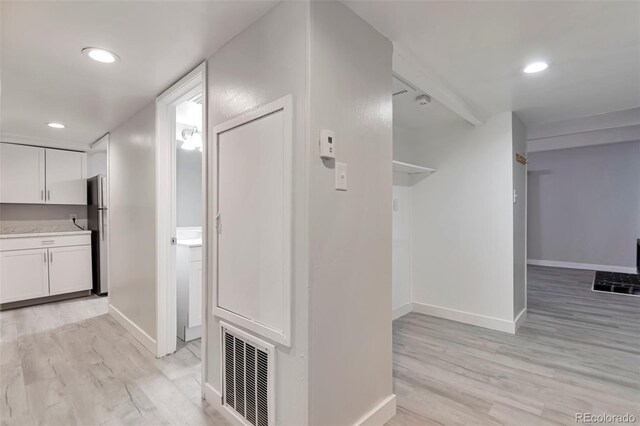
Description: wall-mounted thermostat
xmin=320 ymin=129 xmax=335 ymax=159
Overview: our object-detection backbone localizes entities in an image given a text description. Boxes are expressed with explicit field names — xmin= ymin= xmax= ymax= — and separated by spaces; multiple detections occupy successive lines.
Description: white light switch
xmin=335 ymin=162 xmax=347 ymax=191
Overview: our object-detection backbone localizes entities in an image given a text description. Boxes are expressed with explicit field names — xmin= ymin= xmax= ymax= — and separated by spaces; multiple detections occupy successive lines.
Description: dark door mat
xmin=592 ymin=271 xmax=640 ymax=296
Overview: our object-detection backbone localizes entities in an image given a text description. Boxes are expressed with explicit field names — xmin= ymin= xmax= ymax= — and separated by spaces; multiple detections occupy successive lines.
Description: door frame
xmin=155 ymin=62 xmax=207 ymax=359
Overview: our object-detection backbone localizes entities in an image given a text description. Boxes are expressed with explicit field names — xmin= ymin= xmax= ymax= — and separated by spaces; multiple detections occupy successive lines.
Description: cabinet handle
xmin=41 ymin=240 xmax=55 ymax=245
xmin=41 ymin=190 xmax=44 ymax=201
xmin=49 ymin=252 xmax=53 ymax=263
xmin=44 ymin=252 xmax=46 ymax=263
xmin=47 ymin=190 xmax=51 ymax=201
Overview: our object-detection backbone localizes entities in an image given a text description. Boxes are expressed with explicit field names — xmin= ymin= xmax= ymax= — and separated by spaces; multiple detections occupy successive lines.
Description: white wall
xmin=205 ymin=2 xmax=393 ymax=424
xmin=512 ymin=113 xmax=527 ymax=318
xmin=0 ymin=203 xmax=87 ymax=230
xmin=404 ymin=112 xmax=523 ymax=331
xmin=392 ymin=186 xmax=412 ymax=312
xmin=108 ymin=102 xmax=157 ymax=342
xmin=87 ymin=152 xmax=107 ymax=177
xmin=176 ymin=148 xmax=201 ymax=227
xmin=205 ymin=3 xmax=310 ymax=424
xmin=528 ymin=140 xmax=640 ymax=271
xmin=308 ymin=2 xmax=393 ymax=424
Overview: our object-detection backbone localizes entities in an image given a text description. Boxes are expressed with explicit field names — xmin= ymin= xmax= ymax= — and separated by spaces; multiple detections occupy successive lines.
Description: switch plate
xmin=335 ymin=162 xmax=347 ymax=191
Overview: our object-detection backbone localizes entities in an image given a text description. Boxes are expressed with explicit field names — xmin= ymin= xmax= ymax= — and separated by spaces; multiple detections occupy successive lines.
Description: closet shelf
xmin=392 ymin=160 xmax=436 ymax=175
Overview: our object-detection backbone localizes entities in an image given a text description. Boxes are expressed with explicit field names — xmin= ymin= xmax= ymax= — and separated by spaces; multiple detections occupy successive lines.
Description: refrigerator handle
xmin=99 ymin=211 xmax=104 ymax=241
xmin=97 ymin=180 xmax=103 ymax=208
xmin=101 ymin=176 xmax=107 ymax=208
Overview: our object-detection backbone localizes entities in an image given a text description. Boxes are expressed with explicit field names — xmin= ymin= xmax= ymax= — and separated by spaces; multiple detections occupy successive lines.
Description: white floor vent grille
xmin=222 ymin=323 xmax=274 ymax=426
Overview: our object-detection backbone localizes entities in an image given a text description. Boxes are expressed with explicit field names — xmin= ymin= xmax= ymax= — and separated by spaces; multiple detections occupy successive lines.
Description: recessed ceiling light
xmin=82 ymin=47 xmax=119 ymax=64
xmin=47 ymin=122 xmax=65 ymax=129
xmin=523 ymin=62 xmax=549 ymax=74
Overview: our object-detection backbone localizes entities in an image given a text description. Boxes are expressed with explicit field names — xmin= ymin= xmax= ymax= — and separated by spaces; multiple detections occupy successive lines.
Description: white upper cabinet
xmin=0 ymin=143 xmax=46 ymax=203
xmin=45 ymin=149 xmax=87 ymax=204
xmin=0 ymin=143 xmax=87 ymax=205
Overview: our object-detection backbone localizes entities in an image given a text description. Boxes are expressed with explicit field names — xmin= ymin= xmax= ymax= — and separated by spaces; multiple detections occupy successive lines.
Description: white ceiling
xmin=0 ymin=1 xmax=276 ymax=149
xmin=348 ymin=1 xmax=640 ymax=127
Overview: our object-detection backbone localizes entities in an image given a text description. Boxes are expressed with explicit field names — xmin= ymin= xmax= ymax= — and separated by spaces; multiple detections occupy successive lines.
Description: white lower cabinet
xmin=48 ymin=245 xmax=92 ymax=296
xmin=187 ymin=260 xmax=202 ymax=327
xmin=177 ymin=244 xmax=202 ymax=341
xmin=0 ymin=249 xmax=49 ymax=303
xmin=0 ymin=234 xmax=92 ymax=304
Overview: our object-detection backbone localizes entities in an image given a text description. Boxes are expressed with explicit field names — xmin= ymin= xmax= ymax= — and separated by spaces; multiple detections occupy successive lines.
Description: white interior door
xmin=215 ymin=96 xmax=292 ymax=344
xmin=45 ymin=149 xmax=87 ymax=204
xmin=0 ymin=143 xmax=45 ymax=204
xmin=0 ymin=249 xmax=49 ymax=303
xmin=48 ymin=245 xmax=92 ymax=295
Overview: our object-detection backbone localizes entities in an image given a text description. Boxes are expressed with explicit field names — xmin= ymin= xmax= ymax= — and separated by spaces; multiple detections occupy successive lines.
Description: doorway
xmin=155 ymin=63 xmax=207 ymax=366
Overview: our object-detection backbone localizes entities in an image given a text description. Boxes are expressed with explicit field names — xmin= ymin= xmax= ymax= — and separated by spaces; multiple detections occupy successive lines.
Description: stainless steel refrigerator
xmin=88 ymin=175 xmax=109 ymax=295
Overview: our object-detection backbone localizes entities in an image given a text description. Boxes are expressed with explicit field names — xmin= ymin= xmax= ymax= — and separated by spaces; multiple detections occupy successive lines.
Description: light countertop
xmin=177 ymin=238 xmax=202 ymax=247
xmin=0 ymin=225 xmax=91 ymax=239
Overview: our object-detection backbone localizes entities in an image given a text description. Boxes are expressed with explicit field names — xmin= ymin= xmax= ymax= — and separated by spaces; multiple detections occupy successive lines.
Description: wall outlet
xmin=70 ymin=214 xmax=78 ymax=221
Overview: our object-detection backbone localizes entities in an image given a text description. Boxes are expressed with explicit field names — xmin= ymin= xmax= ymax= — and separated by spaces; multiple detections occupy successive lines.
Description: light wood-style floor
xmin=388 ymin=266 xmax=640 ymax=425
xmin=0 ymin=296 xmax=229 ymax=426
xmin=1 ymin=266 xmax=638 ymax=425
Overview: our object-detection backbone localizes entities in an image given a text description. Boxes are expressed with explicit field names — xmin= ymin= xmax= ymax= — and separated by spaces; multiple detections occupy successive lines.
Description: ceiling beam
xmin=528 ymin=124 xmax=640 ymax=152
xmin=0 ymin=133 xmax=90 ymax=152
xmin=393 ymin=44 xmax=485 ymax=126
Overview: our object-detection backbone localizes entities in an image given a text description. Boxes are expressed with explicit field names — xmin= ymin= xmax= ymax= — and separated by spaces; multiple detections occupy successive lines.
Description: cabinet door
xmin=188 ymin=260 xmax=202 ymax=327
xmin=45 ymin=149 xmax=87 ymax=205
xmin=0 ymin=143 xmax=46 ymax=204
xmin=48 ymin=245 xmax=92 ymax=295
xmin=0 ymin=249 xmax=49 ymax=303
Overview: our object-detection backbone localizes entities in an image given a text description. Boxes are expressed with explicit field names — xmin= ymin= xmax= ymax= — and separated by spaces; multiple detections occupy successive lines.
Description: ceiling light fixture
xmin=82 ymin=47 xmax=120 ymax=63
xmin=523 ymin=61 xmax=548 ymax=74
xmin=47 ymin=122 xmax=65 ymax=129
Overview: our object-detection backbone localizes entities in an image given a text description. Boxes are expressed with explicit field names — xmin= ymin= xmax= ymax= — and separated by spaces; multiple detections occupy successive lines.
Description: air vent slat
xmin=224 ymin=332 xmax=235 ymax=408
xmin=235 ymin=337 xmax=245 ymax=416
xmin=257 ymin=350 xmax=269 ymax=426
xmin=246 ymin=344 xmax=257 ymax=425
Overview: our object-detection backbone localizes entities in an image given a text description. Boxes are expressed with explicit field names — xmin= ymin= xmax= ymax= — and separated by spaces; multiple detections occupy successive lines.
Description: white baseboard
xmin=514 ymin=308 xmax=527 ymax=333
xmin=392 ymin=303 xmax=413 ymax=320
xmin=354 ymin=394 xmax=397 ymax=426
xmin=412 ymin=302 xmax=518 ymax=334
xmin=527 ymin=259 xmax=636 ymax=274
xmin=203 ymin=383 xmax=245 ymax=426
xmin=108 ymin=304 xmax=157 ymax=356
xmin=205 ymin=382 xmax=396 ymax=426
